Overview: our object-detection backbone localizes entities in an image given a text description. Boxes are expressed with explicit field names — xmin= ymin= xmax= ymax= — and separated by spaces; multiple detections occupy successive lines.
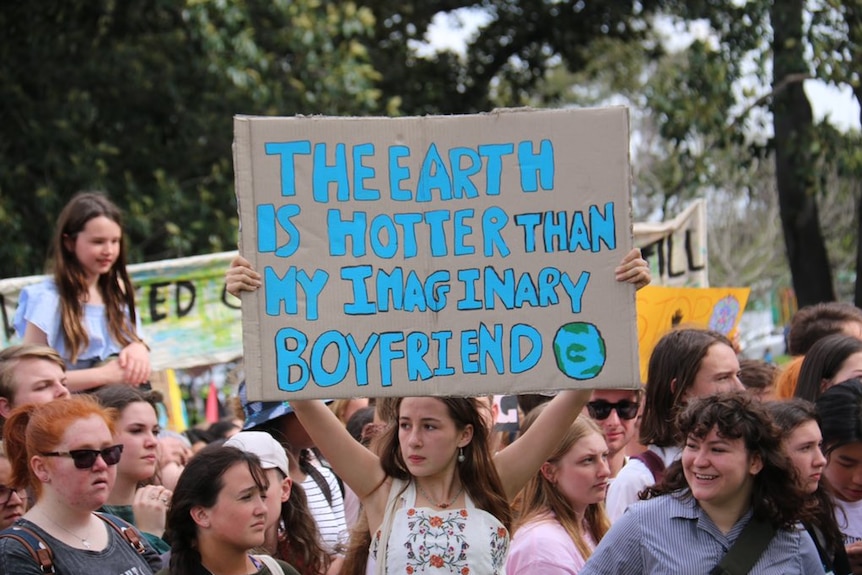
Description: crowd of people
xmin=0 ymin=190 xmax=861 ymax=574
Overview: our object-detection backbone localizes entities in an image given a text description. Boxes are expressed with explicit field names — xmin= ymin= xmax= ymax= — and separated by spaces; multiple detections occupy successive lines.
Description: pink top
xmin=506 ymin=512 xmax=596 ymax=574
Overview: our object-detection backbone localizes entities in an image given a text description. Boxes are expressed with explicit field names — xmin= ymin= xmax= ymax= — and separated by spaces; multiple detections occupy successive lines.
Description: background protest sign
xmin=0 ymin=252 xmax=243 ymax=370
xmin=235 ymin=107 xmax=641 ymax=401
xmin=634 ymin=199 xmax=708 ymax=288
xmin=635 ymin=285 xmax=750 ymax=381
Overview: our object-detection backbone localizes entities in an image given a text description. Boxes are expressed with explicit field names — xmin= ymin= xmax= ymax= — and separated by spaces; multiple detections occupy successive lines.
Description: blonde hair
xmin=0 ymin=344 xmax=65 ymax=401
xmin=514 ymin=413 xmax=610 ymax=561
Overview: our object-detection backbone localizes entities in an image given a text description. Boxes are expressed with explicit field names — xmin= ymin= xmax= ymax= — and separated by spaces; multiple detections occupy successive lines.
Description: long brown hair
xmin=165 ymin=445 xmax=269 ymax=575
xmin=377 ymin=396 xmax=512 ymax=531
xmin=51 ymin=192 xmax=139 ymax=363
xmin=766 ymin=399 xmax=843 ymax=556
xmin=639 ymin=328 xmax=733 ymax=447
xmin=515 ymin=412 xmax=610 ymax=561
xmin=796 ymin=334 xmax=862 ymax=402
xmin=275 ymin=455 xmax=332 ymax=575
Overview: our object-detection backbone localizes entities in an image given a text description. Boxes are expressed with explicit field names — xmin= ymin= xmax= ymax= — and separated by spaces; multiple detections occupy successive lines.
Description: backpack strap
xmin=631 ymin=450 xmax=666 ymax=483
xmin=95 ymin=512 xmax=147 ymax=554
xmin=708 ymin=517 xmax=777 ymax=575
xmin=0 ymin=525 xmax=55 ymax=573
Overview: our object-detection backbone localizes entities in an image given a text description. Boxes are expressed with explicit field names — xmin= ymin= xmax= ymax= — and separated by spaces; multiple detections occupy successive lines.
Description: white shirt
xmin=833 ymin=497 xmax=862 ymax=545
xmin=605 ymin=445 xmax=680 ymax=522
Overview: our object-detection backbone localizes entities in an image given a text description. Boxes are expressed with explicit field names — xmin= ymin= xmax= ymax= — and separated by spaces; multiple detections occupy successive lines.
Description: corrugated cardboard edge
xmin=232 ymin=116 xmax=264 ymax=401
xmin=621 ymin=106 xmax=641 ymax=390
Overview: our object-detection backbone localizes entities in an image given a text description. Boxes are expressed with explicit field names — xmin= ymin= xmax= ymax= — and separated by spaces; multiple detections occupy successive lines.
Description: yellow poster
xmin=636 ymin=286 xmax=750 ymax=382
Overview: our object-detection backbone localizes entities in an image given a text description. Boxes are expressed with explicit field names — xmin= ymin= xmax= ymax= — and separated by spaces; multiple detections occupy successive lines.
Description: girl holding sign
xmin=14 ymin=192 xmax=150 ymax=391
xmin=226 ymin=249 xmax=650 ymax=573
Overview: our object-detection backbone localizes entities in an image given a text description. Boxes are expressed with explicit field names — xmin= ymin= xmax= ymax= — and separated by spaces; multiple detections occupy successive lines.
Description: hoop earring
xmin=457 ymin=447 xmax=465 ymax=463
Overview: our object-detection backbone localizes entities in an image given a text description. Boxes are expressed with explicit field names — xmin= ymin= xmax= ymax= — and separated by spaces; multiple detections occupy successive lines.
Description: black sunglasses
xmin=586 ymin=400 xmax=640 ymax=421
xmin=41 ymin=444 xmax=124 ymax=469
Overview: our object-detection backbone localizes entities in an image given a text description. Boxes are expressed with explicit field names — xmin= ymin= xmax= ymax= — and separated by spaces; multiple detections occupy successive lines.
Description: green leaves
xmin=0 ymin=0 xmax=378 ymax=277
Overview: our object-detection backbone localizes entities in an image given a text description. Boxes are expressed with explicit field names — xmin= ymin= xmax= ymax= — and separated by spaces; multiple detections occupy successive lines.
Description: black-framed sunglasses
xmin=41 ymin=444 xmax=124 ymax=469
xmin=586 ymin=400 xmax=640 ymax=421
xmin=0 ymin=484 xmax=27 ymax=505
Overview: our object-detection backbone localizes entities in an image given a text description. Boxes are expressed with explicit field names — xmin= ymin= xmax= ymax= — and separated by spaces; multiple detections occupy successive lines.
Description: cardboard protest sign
xmin=234 ymin=108 xmax=640 ymax=401
xmin=636 ymin=285 xmax=751 ymax=381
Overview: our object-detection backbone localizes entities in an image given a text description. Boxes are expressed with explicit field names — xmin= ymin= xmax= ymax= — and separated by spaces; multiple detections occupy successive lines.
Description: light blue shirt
xmin=581 ymin=491 xmax=825 ymax=575
xmin=14 ymin=279 xmax=137 ymax=370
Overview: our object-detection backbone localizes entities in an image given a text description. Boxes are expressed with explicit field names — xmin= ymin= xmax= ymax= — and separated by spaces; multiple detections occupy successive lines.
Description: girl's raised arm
xmin=289 ymin=399 xmax=387 ymax=500
xmin=492 ymin=249 xmax=646 ymax=497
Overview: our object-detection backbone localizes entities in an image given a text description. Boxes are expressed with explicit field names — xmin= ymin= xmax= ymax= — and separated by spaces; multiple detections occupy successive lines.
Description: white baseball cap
xmin=224 ymin=431 xmax=289 ymax=477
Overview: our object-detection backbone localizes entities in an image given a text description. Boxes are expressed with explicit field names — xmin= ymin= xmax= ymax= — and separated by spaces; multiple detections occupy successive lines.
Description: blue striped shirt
xmin=581 ymin=491 xmax=825 ymax=574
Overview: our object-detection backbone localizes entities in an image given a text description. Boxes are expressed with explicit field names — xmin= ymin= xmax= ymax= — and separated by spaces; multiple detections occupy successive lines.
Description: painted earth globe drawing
xmin=553 ymin=322 xmax=606 ymax=380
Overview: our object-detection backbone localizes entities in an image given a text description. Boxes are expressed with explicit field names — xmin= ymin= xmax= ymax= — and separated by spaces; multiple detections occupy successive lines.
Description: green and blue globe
xmin=553 ymin=322 xmax=606 ymax=380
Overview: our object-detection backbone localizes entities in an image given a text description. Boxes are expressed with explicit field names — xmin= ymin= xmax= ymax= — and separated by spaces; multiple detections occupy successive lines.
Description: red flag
xmin=205 ymin=381 xmax=219 ymax=424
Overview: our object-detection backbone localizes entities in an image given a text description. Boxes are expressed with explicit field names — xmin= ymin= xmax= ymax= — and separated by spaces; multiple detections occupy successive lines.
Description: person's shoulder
xmin=0 ymin=522 xmax=51 ymax=568
xmin=771 ymin=523 xmax=827 ymax=573
xmin=0 ymin=528 xmax=28 ymax=552
xmin=621 ymin=492 xmax=693 ymax=523
xmin=606 ymin=457 xmax=653 ymax=499
xmin=254 ymin=556 xmax=301 ymax=575
xmin=514 ymin=514 xmax=567 ymax=539
xmin=613 ymin=456 xmax=654 ymax=482
xmin=22 ymin=278 xmax=58 ymax=298
xmin=274 ymin=559 xmax=301 ymax=575
xmin=14 ymin=280 xmax=62 ymax=339
xmin=17 ymin=279 xmax=60 ymax=309
xmin=509 ymin=517 xmax=581 ymax=573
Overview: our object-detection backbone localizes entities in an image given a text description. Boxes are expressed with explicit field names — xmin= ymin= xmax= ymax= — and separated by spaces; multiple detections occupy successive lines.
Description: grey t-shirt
xmin=0 ymin=517 xmax=161 ymax=575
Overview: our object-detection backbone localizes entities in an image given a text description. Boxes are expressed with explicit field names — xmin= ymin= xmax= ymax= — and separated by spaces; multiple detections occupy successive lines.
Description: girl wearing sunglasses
xmin=0 ymin=395 xmax=161 ymax=574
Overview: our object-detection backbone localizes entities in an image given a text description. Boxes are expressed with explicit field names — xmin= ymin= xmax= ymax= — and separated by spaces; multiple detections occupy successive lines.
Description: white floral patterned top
xmin=367 ymin=479 xmax=510 ymax=575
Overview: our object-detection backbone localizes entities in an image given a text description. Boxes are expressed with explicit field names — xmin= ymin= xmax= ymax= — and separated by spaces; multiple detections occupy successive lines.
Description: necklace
xmin=36 ymin=509 xmax=94 ymax=549
xmin=415 ymin=481 xmax=464 ymax=509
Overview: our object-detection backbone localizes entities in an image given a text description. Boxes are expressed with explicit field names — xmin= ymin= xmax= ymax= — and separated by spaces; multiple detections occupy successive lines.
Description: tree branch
xmin=729 ymin=72 xmax=810 ymax=129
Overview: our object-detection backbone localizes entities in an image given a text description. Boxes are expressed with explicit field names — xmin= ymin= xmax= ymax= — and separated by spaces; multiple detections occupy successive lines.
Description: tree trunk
xmin=844 ymin=2 xmax=862 ymax=307
xmin=771 ymin=0 xmax=836 ymax=306
xmin=857 ymin=194 xmax=862 ymax=307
